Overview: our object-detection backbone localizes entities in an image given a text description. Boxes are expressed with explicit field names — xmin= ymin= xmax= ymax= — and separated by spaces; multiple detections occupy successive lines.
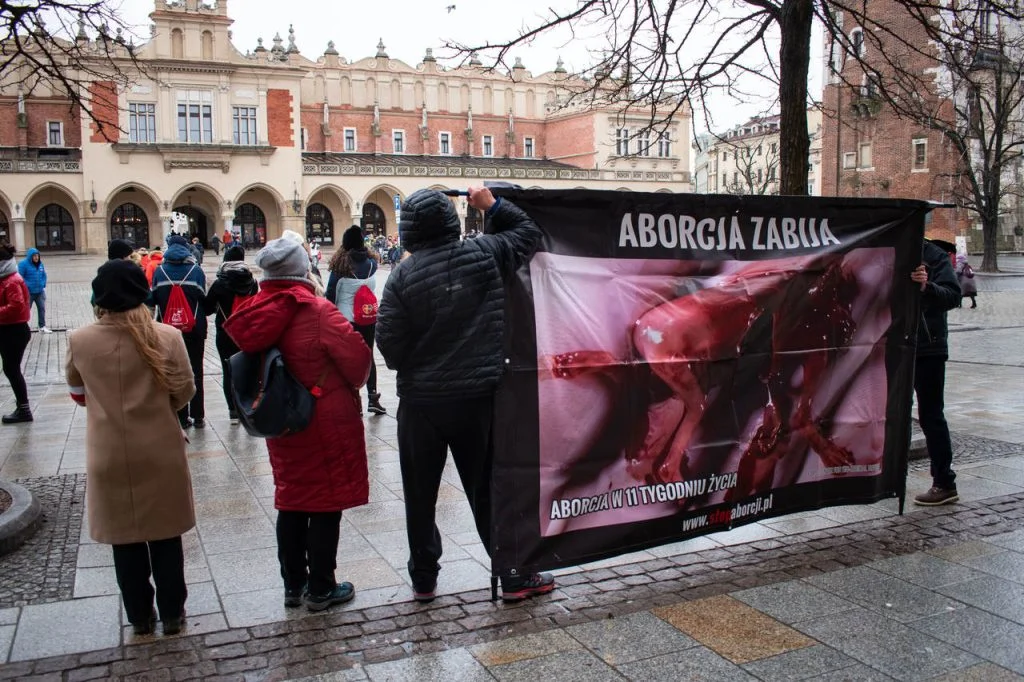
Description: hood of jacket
xmin=398 ymin=189 xmax=460 ymax=253
xmin=22 ymin=248 xmax=41 ymax=267
xmin=217 ymin=261 xmax=256 ymax=295
xmin=164 ymin=244 xmax=195 ymax=264
xmin=223 ymin=280 xmax=316 ymax=353
xmin=149 ymin=252 xmax=163 ymax=264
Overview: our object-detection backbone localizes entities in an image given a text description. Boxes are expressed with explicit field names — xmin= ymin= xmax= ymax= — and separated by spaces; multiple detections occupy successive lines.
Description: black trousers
xmin=111 ymin=536 xmax=187 ymax=625
xmin=276 ymin=510 xmax=342 ymax=597
xmin=178 ymin=334 xmax=205 ymax=422
xmin=354 ymin=323 xmax=377 ymax=395
xmin=0 ymin=323 xmax=30 ymax=406
xmin=915 ymin=354 xmax=956 ymax=489
xmin=216 ymin=333 xmax=238 ymax=415
xmin=397 ymin=397 xmax=493 ymax=586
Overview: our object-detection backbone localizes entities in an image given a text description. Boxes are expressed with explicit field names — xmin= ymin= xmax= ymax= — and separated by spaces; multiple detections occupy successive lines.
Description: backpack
xmin=962 ymin=262 xmax=975 ymax=279
xmin=352 ymin=260 xmax=378 ymax=326
xmin=229 ymin=348 xmax=326 ymax=438
xmin=159 ymin=265 xmax=197 ymax=333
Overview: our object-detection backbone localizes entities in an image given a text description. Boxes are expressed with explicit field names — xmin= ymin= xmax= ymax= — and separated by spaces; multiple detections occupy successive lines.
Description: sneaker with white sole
xmin=40 ymin=327 xmax=52 ymax=334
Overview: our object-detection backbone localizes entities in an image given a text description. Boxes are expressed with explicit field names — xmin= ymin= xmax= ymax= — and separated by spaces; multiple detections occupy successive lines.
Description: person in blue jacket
xmin=151 ymin=234 xmax=208 ymax=429
xmin=18 ymin=248 xmax=50 ymax=334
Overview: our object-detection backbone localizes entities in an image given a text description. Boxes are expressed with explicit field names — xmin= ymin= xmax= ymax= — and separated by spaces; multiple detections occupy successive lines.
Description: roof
xmin=302 ymin=153 xmax=578 ymax=171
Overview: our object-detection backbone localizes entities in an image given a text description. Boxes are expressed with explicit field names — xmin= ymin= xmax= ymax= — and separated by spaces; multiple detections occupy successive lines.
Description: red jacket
xmin=0 ymin=273 xmax=31 ymax=325
xmin=224 ymin=280 xmax=371 ymax=512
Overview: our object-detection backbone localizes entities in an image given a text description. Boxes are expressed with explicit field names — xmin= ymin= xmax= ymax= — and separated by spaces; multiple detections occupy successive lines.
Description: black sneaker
xmin=229 ymin=410 xmax=239 ymax=425
xmin=2 ymin=406 xmax=33 ymax=424
xmin=412 ymin=578 xmax=437 ymax=603
xmin=914 ymin=486 xmax=959 ymax=506
xmin=179 ymin=417 xmax=192 ymax=430
xmin=192 ymin=419 xmax=206 ymax=429
xmin=131 ymin=610 xmax=157 ymax=636
xmin=162 ymin=610 xmax=186 ymax=635
xmin=501 ymin=573 xmax=555 ymax=603
xmin=367 ymin=393 xmax=387 ymax=415
xmin=304 ymin=582 xmax=355 ymax=612
xmin=284 ymin=586 xmax=305 ymax=608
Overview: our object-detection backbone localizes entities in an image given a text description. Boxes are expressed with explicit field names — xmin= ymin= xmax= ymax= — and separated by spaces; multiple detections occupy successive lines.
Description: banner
xmin=490 ymin=189 xmax=928 ymax=575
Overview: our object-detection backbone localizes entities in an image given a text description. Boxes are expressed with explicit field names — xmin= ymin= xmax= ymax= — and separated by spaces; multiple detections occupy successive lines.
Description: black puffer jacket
xmin=377 ymin=190 xmax=542 ymax=402
xmin=204 ymin=262 xmax=258 ymax=355
xmin=917 ymin=240 xmax=961 ymax=358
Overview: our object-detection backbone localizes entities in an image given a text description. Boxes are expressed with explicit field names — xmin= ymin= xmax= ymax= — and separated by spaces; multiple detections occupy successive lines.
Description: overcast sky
xmin=109 ymin=0 xmax=824 ymax=135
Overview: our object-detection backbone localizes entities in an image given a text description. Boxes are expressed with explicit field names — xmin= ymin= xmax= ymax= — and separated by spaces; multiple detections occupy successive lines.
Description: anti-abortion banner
xmin=489 ymin=189 xmax=929 ymax=575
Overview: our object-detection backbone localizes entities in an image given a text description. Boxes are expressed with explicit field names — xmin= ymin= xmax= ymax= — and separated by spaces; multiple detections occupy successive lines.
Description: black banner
xmin=490 ymin=189 xmax=928 ymax=575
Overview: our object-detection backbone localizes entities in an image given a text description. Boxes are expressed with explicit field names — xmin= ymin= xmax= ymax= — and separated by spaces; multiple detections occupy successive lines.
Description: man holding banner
xmin=377 ymin=185 xmax=554 ymax=604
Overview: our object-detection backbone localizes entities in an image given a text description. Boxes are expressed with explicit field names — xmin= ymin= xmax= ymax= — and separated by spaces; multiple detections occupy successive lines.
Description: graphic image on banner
xmin=490 ymin=190 xmax=929 ymax=575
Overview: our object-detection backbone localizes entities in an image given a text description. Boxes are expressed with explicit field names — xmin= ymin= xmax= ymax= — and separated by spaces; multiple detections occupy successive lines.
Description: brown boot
xmin=913 ymin=486 xmax=959 ymax=506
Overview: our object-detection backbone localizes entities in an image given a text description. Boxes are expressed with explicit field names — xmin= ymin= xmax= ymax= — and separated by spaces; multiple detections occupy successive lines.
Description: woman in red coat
xmin=224 ymin=238 xmax=370 ymax=612
xmin=0 ymin=245 xmax=33 ymax=424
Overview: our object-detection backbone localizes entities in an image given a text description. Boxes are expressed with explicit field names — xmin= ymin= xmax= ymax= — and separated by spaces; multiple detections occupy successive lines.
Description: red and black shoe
xmin=501 ymin=572 xmax=555 ymax=603
xmin=413 ymin=577 xmax=437 ymax=603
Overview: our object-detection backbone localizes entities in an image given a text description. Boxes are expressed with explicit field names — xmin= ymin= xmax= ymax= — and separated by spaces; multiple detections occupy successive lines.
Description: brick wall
xmin=819 ymin=0 xmax=970 ymax=242
xmin=88 ymin=81 xmax=118 ymax=144
xmin=267 ymin=89 xmax=294 ymax=147
xmin=545 ymin=115 xmax=596 ymax=169
xmin=0 ymin=98 xmax=82 ymax=148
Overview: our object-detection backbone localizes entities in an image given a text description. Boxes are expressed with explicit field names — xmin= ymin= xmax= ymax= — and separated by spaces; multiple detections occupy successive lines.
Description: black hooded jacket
xmin=376 ymin=190 xmax=542 ymax=402
xmin=205 ymin=262 xmax=258 ymax=353
xmin=917 ymin=240 xmax=962 ymax=358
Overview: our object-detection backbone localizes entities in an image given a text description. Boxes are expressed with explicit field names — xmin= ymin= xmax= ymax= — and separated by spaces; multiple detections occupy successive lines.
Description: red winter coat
xmin=0 ymin=273 xmax=31 ymax=325
xmin=224 ymin=280 xmax=371 ymax=512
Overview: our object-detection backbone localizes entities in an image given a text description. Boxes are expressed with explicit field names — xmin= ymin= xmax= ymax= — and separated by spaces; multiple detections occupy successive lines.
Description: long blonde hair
xmin=95 ymin=305 xmax=191 ymax=395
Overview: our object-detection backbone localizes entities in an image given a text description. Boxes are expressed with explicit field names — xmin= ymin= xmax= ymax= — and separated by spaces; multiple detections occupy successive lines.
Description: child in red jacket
xmin=0 ymin=245 xmax=33 ymax=423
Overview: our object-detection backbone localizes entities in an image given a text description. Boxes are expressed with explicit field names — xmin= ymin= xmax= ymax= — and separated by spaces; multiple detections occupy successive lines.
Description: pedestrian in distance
xmin=955 ymin=254 xmax=978 ymax=309
xmin=377 ymin=185 xmax=553 ymax=604
xmin=18 ymin=247 xmax=50 ymax=333
xmin=224 ymin=238 xmax=372 ymax=612
xmin=211 ymin=233 xmax=222 ymax=256
xmin=108 ymin=238 xmax=135 ymax=262
xmin=911 ymin=239 xmax=962 ymax=506
xmin=190 ymin=237 xmax=204 ymax=265
xmin=144 ymin=247 xmax=163 ymax=286
xmin=151 ymin=235 xmax=208 ymax=429
xmin=204 ymin=244 xmax=257 ymax=424
xmin=0 ymin=245 xmax=33 ymax=424
xmin=326 ymin=225 xmax=386 ymax=416
xmin=67 ymin=259 xmax=197 ymax=636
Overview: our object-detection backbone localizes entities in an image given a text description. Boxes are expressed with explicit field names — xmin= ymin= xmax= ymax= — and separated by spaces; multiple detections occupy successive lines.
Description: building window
xmin=232 ymin=106 xmax=257 ymax=145
xmin=176 ymin=90 xmax=213 ymax=143
xmin=722 ymin=172 xmax=728 ymax=187
xmin=34 ymin=203 xmax=75 ymax=251
xmin=767 ymin=166 xmax=776 ymax=181
xmin=639 ymin=130 xmax=651 ymax=157
xmin=913 ymin=139 xmax=928 ymax=170
xmin=110 ymin=203 xmax=150 ymax=247
xmin=343 ymin=128 xmax=357 ymax=152
xmin=300 ymin=127 xmax=307 ymax=150
xmin=393 ymin=129 xmax=405 ymax=154
xmin=859 ymin=142 xmax=873 ymax=168
xmin=616 ymin=128 xmax=630 ymax=156
xmin=47 ymin=121 xmax=64 ymax=147
xmin=129 ymin=103 xmax=156 ymax=143
xmin=756 ymin=144 xmax=763 ymax=156
xmin=482 ymin=135 xmax=494 ymax=157
xmin=733 ymin=171 xmax=738 ymax=185
xmin=770 ymin=142 xmax=778 ymax=155
xmin=439 ymin=131 xmax=451 ymax=155
xmin=850 ymin=28 xmax=865 ymax=58
xmin=843 ymin=152 xmax=857 ymax=169
xmin=523 ymin=136 xmax=535 ymax=158
xmin=657 ymin=132 xmax=671 ymax=157
xmin=722 ymin=151 xmax=728 ymax=162
xmin=757 ymin=168 xmax=763 ymax=183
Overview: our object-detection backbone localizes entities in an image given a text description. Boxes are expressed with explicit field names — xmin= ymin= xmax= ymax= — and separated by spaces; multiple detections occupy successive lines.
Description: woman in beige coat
xmin=66 ymin=260 xmax=196 ymax=636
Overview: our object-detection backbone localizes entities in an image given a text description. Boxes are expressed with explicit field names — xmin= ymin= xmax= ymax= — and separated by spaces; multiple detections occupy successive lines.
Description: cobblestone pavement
xmin=0 ymin=253 xmax=1020 ymax=680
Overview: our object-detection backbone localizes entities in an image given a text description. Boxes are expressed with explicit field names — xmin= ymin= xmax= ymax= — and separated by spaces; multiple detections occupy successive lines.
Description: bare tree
xmin=1 ymin=1 xmax=140 ymax=131
xmin=721 ymin=136 xmax=782 ymax=194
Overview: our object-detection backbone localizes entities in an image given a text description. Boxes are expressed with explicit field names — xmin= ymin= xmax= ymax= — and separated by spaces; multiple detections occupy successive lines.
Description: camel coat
xmin=66 ymin=317 xmax=197 ymax=545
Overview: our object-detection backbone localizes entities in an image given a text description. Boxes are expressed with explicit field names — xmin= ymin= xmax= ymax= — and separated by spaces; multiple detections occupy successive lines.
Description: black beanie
xmin=107 ymin=238 xmax=135 ymax=260
xmin=342 ymin=226 xmax=364 ymax=251
xmin=0 ymin=246 xmax=14 ymax=262
xmin=223 ymin=245 xmax=245 ymax=262
xmin=92 ymin=259 xmax=150 ymax=312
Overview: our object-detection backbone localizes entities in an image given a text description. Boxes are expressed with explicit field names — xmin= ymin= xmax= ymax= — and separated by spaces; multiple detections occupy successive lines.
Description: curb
xmin=0 ymin=480 xmax=43 ymax=556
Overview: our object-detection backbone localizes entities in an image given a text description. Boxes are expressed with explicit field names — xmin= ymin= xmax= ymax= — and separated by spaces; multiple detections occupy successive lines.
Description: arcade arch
xmin=361 ymin=185 xmax=403 ymax=238
xmin=305 ymin=185 xmax=353 ymax=246
xmin=171 ymin=184 xmax=223 ymax=247
xmin=233 ymin=184 xmax=284 ymax=246
xmin=25 ymin=183 xmax=80 ymax=251
xmin=107 ymin=184 xmax=161 ymax=248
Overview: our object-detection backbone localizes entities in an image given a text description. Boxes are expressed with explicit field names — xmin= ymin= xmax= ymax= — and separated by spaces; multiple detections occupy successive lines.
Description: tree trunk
xmin=778 ymin=0 xmax=813 ymax=196
xmin=981 ymin=216 xmax=1000 ymax=271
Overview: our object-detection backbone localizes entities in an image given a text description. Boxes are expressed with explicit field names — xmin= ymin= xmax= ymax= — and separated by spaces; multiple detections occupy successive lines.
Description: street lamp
xmin=89 ymin=183 xmax=98 ymax=214
xmin=292 ymin=186 xmax=302 ymax=214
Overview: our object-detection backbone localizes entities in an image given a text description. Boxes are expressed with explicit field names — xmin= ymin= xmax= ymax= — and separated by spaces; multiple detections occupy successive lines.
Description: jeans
xmin=915 ymin=354 xmax=956 ymax=489
xmin=29 ymin=291 xmax=45 ymax=328
xmin=276 ymin=511 xmax=342 ymax=596
xmin=397 ymin=397 xmax=493 ymax=586
xmin=178 ymin=334 xmax=205 ymax=423
xmin=111 ymin=536 xmax=187 ymax=625
xmin=0 ymin=322 xmax=31 ymax=405
xmin=354 ymin=323 xmax=377 ymax=395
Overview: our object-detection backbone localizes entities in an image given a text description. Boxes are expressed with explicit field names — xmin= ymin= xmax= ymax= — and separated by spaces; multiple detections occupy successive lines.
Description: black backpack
xmin=229 ymin=348 xmax=323 ymax=438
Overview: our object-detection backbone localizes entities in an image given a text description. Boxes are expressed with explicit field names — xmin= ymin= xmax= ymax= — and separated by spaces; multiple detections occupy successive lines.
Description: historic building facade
xmin=0 ymin=0 xmax=690 ymax=254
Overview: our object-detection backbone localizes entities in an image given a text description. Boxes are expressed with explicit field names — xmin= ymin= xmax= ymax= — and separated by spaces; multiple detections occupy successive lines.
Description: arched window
xmin=850 ymin=28 xmax=865 ymax=58
xmin=201 ymin=30 xmax=214 ymax=60
xmin=34 ymin=204 xmax=75 ymax=251
xmin=110 ymin=203 xmax=150 ymax=247
xmin=361 ymin=202 xmax=387 ymax=237
xmin=306 ymin=203 xmax=334 ymax=246
xmin=526 ymin=89 xmax=536 ymax=117
xmin=171 ymin=28 xmax=184 ymax=59
xmin=0 ymin=210 xmax=9 ymax=246
xmin=464 ymin=208 xmax=483 ymax=235
xmin=390 ymin=79 xmax=402 ymax=109
xmin=233 ymin=203 xmax=267 ymax=248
